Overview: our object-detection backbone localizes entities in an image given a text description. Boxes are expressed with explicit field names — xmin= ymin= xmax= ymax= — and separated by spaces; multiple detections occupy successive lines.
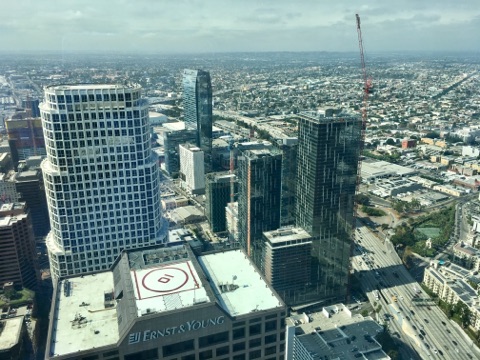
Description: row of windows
xmin=128 ymin=332 xmax=285 ymax=359
xmin=45 ymin=167 xmax=152 ymax=184
xmin=46 ymin=140 xmax=148 ymax=153
xmin=49 ymin=91 xmax=139 ymax=104
xmin=43 ymin=116 xmax=147 ymax=130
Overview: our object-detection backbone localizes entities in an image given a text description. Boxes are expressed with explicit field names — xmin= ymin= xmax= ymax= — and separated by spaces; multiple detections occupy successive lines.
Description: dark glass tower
xmin=183 ymin=69 xmax=213 ymax=172
xmin=237 ymin=146 xmax=282 ymax=271
xmin=205 ymin=173 xmax=236 ymax=233
xmin=295 ymin=109 xmax=362 ymax=304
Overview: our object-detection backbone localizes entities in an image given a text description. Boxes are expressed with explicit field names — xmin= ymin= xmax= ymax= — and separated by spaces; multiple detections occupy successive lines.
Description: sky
xmin=1 ymin=0 xmax=479 ymax=54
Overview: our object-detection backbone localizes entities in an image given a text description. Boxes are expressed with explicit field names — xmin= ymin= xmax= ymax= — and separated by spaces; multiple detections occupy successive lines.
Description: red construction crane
xmin=353 ymin=14 xmax=370 ymax=233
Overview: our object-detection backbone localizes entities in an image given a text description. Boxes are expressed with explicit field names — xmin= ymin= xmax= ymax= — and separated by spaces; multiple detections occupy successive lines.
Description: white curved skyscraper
xmin=40 ymin=84 xmax=167 ymax=280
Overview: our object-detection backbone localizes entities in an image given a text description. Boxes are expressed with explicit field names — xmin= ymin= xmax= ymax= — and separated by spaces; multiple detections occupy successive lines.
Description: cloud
xmin=0 ymin=0 xmax=478 ymax=52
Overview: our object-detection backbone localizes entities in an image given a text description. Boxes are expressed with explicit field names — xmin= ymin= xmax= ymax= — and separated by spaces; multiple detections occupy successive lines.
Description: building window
xmin=265 ymin=320 xmax=277 ymax=332
xmin=163 ymin=340 xmax=194 ymax=357
xmin=249 ymin=337 xmax=261 ymax=348
xmin=265 ymin=346 xmax=276 ymax=356
xmin=232 ymin=355 xmax=245 ymax=360
xmin=124 ymin=349 xmax=157 ymax=360
xmin=199 ymin=331 xmax=229 ymax=348
xmin=233 ymin=342 xmax=245 ymax=352
xmin=265 ymin=334 xmax=277 ymax=344
xmin=199 ymin=349 xmax=213 ymax=359
xmin=233 ymin=327 xmax=245 ymax=340
xmin=249 ymin=350 xmax=262 ymax=359
xmin=249 ymin=323 xmax=261 ymax=336
xmin=216 ymin=346 xmax=229 ymax=356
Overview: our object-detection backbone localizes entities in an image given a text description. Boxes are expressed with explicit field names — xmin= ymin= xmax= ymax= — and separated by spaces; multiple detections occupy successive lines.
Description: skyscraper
xmin=183 ymin=69 xmax=213 ymax=172
xmin=205 ymin=172 xmax=236 ymax=233
xmin=179 ymin=143 xmax=205 ymax=195
xmin=237 ymin=145 xmax=282 ymax=271
xmin=0 ymin=203 xmax=38 ymax=289
xmin=40 ymin=84 xmax=167 ymax=279
xmin=295 ymin=109 xmax=362 ymax=304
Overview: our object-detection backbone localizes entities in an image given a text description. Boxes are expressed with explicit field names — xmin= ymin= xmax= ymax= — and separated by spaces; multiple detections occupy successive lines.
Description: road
xmin=352 ymin=223 xmax=478 ymax=360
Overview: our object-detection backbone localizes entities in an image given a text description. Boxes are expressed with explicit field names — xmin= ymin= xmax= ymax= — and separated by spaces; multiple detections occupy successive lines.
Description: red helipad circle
xmin=141 ymin=267 xmax=189 ymax=293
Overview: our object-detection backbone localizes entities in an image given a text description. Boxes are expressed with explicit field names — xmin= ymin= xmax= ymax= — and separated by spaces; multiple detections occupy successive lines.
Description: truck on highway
xmin=374 ymin=290 xmax=380 ymax=301
xmin=391 ymin=295 xmax=398 ymax=302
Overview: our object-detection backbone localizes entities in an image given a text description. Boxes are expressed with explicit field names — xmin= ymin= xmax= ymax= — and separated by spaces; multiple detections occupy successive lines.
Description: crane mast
xmin=355 ymin=13 xmax=369 ymax=211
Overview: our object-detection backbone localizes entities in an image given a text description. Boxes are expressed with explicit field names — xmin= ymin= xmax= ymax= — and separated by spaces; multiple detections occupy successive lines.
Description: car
xmin=433 ymin=349 xmax=438 ymax=354
xmin=452 ymin=340 xmax=457 ymax=346
xmin=420 ymin=330 xmax=426 ymax=336
xmin=425 ymin=343 xmax=430 ymax=349
xmin=446 ymin=329 xmax=451 ymax=334
xmin=427 ymin=306 xmax=432 ymax=310
xmin=424 ymin=319 xmax=429 ymax=323
xmin=419 ymin=334 xmax=424 ymax=340
xmin=438 ymin=349 xmax=444 ymax=356
xmin=410 ymin=310 xmax=415 ymax=315
xmin=406 ymin=316 xmax=410 ymax=321
xmin=441 ymin=321 xmax=446 ymax=326
xmin=412 ymin=325 xmax=417 ymax=330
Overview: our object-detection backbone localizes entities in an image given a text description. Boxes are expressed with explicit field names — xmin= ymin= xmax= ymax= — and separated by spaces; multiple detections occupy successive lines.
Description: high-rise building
xmin=262 ymin=227 xmax=312 ymax=306
xmin=179 ymin=143 xmax=205 ymax=195
xmin=183 ymin=69 xmax=213 ymax=172
xmin=237 ymin=145 xmax=282 ymax=271
xmin=205 ymin=172 xmax=236 ymax=233
xmin=295 ymin=109 xmax=362 ymax=304
xmin=6 ymin=116 xmax=46 ymax=167
xmin=13 ymin=168 xmax=50 ymax=238
xmin=45 ymin=247 xmax=286 ymax=360
xmin=161 ymin=122 xmax=197 ymax=177
xmin=0 ymin=203 xmax=38 ymax=289
xmin=40 ymin=84 xmax=167 ymax=279
xmin=276 ymin=137 xmax=298 ymax=227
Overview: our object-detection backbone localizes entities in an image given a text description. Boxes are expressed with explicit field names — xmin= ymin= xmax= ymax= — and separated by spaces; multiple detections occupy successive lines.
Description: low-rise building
xmin=285 ymin=304 xmax=389 ymax=360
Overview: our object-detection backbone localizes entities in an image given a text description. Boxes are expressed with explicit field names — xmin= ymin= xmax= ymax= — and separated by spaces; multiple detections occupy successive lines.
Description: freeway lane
xmin=353 ymin=223 xmax=478 ymax=360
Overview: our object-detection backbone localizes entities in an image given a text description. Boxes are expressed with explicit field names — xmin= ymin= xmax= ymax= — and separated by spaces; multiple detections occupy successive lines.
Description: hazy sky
xmin=1 ymin=0 xmax=479 ymax=53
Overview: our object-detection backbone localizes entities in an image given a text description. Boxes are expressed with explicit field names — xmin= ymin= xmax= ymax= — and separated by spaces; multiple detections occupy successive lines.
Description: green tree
xmin=355 ymin=194 xmax=371 ymax=206
xmin=361 ymin=309 xmax=369 ymax=317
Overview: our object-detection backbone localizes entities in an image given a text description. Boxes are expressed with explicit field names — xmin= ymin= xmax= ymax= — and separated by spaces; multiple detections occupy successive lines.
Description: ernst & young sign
xmin=128 ymin=316 xmax=225 ymax=344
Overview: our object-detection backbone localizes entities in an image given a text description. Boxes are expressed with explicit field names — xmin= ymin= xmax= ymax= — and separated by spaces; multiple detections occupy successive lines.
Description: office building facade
xmin=40 ymin=84 xmax=167 ymax=279
xmin=262 ymin=227 xmax=312 ymax=306
xmin=205 ymin=173 xmax=236 ymax=233
xmin=0 ymin=203 xmax=38 ymax=289
xmin=45 ymin=247 xmax=286 ymax=360
xmin=295 ymin=110 xmax=362 ymax=304
xmin=183 ymin=69 xmax=213 ymax=172
xmin=179 ymin=143 xmax=205 ymax=195
xmin=237 ymin=146 xmax=282 ymax=272
xmin=13 ymin=168 xmax=50 ymax=238
xmin=163 ymin=128 xmax=197 ymax=177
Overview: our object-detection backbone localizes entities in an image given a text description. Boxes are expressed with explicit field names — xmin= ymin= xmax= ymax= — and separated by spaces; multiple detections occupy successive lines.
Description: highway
xmin=352 ymin=223 xmax=478 ymax=360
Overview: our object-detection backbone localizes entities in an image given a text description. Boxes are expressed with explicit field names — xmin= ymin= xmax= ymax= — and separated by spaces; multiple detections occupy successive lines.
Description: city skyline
xmin=1 ymin=1 xmax=479 ymax=53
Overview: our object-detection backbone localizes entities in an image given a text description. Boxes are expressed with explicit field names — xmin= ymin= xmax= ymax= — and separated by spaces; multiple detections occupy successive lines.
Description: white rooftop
xmin=163 ymin=122 xmax=186 ymax=131
xmin=131 ymin=259 xmax=210 ymax=316
xmin=50 ymin=273 xmax=119 ymax=357
xmin=0 ymin=317 xmax=23 ymax=351
xmin=198 ymin=250 xmax=283 ymax=317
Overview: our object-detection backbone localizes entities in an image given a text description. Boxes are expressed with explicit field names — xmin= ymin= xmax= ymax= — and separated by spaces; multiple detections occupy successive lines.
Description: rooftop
xmin=0 ymin=317 xmax=23 ymax=351
xmin=198 ymin=250 xmax=284 ymax=317
xmin=50 ymin=273 xmax=119 ymax=357
xmin=128 ymin=247 xmax=211 ymax=316
xmin=289 ymin=304 xmax=388 ymax=360
xmin=263 ymin=227 xmax=312 ymax=244
xmin=45 ymin=84 xmax=140 ymax=91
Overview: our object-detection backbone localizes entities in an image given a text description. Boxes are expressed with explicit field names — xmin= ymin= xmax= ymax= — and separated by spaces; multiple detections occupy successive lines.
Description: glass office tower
xmin=40 ymin=84 xmax=167 ymax=280
xmin=183 ymin=69 xmax=213 ymax=172
xmin=237 ymin=146 xmax=282 ymax=271
xmin=295 ymin=109 xmax=362 ymax=305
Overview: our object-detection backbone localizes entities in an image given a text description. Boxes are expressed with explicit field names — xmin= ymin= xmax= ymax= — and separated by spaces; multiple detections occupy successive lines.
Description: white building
xmin=40 ymin=84 xmax=167 ymax=279
xmin=179 ymin=143 xmax=205 ymax=195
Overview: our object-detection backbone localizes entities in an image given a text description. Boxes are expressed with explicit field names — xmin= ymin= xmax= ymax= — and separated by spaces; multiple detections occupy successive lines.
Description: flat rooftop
xmin=50 ymin=273 xmax=119 ymax=357
xmin=45 ymin=84 xmax=140 ymax=91
xmin=0 ymin=317 xmax=23 ymax=351
xmin=291 ymin=305 xmax=387 ymax=360
xmin=198 ymin=250 xmax=283 ymax=317
xmin=263 ymin=227 xmax=312 ymax=244
xmin=130 ymin=258 xmax=210 ymax=316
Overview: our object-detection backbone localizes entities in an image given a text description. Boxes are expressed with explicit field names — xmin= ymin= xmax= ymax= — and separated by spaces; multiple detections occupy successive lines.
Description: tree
xmin=355 ymin=194 xmax=371 ymax=206
xmin=385 ymin=138 xmax=396 ymax=146
xmin=361 ymin=309 xmax=369 ymax=317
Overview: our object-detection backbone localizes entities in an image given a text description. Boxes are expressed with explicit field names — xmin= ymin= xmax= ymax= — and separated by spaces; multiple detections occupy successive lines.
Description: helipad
xmin=130 ymin=260 xmax=210 ymax=315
